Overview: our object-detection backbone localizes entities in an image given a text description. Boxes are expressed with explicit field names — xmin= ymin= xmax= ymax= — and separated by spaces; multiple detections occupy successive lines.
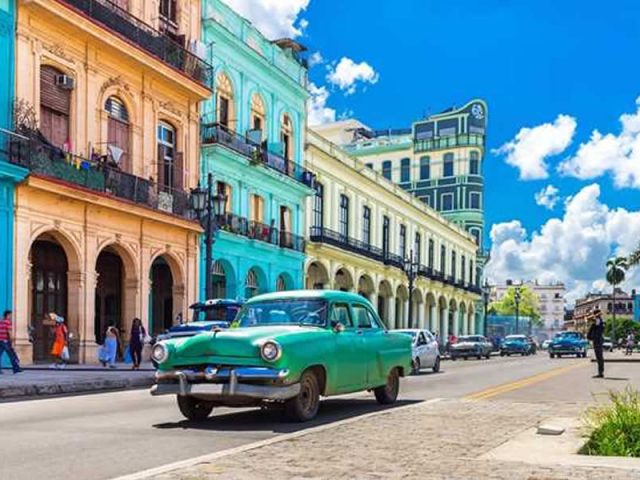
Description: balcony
xmin=414 ymin=133 xmax=485 ymax=153
xmin=1 ymin=128 xmax=191 ymax=219
xmin=201 ymin=123 xmax=315 ymax=187
xmin=219 ymin=213 xmax=305 ymax=253
xmin=309 ymin=227 xmax=383 ymax=262
xmin=57 ymin=0 xmax=212 ymax=87
xmin=384 ymin=252 xmax=405 ymax=270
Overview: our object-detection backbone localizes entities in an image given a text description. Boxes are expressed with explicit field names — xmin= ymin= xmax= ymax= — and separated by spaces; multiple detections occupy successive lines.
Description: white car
xmin=395 ymin=329 xmax=441 ymax=374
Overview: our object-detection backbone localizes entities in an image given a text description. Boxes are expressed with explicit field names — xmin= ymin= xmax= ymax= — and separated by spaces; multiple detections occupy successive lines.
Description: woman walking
xmin=49 ymin=313 xmax=68 ymax=369
xmin=129 ymin=318 xmax=146 ymax=370
xmin=102 ymin=326 xmax=119 ymax=368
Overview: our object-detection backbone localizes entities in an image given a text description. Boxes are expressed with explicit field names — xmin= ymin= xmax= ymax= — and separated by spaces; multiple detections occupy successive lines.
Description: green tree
xmin=489 ymin=286 xmax=541 ymax=329
xmin=606 ymin=257 xmax=627 ymax=342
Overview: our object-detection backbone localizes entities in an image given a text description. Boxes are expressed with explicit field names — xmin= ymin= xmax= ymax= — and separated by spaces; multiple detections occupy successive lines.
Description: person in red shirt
xmin=0 ymin=310 xmax=23 ymax=374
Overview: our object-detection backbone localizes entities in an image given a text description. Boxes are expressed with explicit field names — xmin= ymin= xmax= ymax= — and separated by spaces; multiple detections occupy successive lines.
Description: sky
xmin=223 ymin=0 xmax=640 ymax=303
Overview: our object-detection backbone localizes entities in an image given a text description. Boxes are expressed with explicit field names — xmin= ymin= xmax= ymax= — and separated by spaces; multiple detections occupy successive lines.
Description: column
xmin=470 ymin=312 xmax=476 ymax=335
xmin=430 ymin=303 xmax=437 ymax=333
xmin=418 ymin=303 xmax=425 ymax=329
xmin=453 ymin=309 xmax=460 ymax=337
xmin=369 ymin=292 xmax=379 ymax=314
xmin=442 ymin=306 xmax=449 ymax=342
xmin=403 ymin=299 xmax=409 ymax=329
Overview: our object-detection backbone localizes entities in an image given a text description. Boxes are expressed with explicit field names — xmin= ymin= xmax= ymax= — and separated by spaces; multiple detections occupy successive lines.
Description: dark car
xmin=500 ymin=335 xmax=532 ymax=356
xmin=548 ymin=331 xmax=588 ymax=358
xmin=449 ymin=335 xmax=493 ymax=360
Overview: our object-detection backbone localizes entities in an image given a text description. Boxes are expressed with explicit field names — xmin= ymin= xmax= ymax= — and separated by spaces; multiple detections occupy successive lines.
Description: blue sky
xmin=228 ymin=0 xmax=640 ymax=300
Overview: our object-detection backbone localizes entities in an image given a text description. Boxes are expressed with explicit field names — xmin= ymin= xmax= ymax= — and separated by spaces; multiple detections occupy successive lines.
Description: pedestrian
xmin=129 ymin=318 xmax=146 ymax=370
xmin=587 ymin=308 xmax=605 ymax=378
xmin=0 ymin=310 xmax=23 ymax=374
xmin=49 ymin=313 xmax=69 ymax=369
xmin=102 ymin=326 xmax=119 ymax=368
xmin=625 ymin=331 xmax=635 ymax=356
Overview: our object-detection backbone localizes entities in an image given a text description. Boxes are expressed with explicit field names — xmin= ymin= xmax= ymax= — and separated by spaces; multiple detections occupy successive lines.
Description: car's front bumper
xmin=549 ymin=346 xmax=584 ymax=354
xmin=150 ymin=367 xmax=300 ymax=401
xmin=501 ymin=346 xmax=527 ymax=353
xmin=450 ymin=349 xmax=481 ymax=357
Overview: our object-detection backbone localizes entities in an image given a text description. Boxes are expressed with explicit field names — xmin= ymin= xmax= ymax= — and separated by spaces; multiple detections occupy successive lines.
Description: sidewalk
xmin=152 ymin=399 xmax=640 ymax=480
xmin=0 ymin=362 xmax=154 ymax=400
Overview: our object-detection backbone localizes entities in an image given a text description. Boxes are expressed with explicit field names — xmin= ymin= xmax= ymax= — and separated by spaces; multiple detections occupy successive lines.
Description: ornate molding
xmin=158 ymin=100 xmax=183 ymax=118
xmin=42 ymin=42 xmax=75 ymax=64
xmin=99 ymin=76 xmax=131 ymax=97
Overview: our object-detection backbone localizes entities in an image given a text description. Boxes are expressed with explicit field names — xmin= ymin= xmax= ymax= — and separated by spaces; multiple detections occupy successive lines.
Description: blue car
xmin=549 ymin=331 xmax=588 ymax=358
xmin=500 ymin=335 xmax=532 ymax=356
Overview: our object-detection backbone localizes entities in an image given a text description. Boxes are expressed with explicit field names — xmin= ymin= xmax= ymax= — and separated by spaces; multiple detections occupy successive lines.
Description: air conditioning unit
xmin=55 ymin=74 xmax=75 ymax=90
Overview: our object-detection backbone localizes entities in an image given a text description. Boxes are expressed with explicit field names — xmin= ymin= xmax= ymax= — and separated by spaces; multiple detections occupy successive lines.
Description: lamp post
xmin=514 ymin=285 xmax=522 ymax=335
xmin=483 ymin=280 xmax=490 ymax=337
xmin=404 ymin=250 xmax=419 ymax=329
xmin=190 ymin=173 xmax=227 ymax=300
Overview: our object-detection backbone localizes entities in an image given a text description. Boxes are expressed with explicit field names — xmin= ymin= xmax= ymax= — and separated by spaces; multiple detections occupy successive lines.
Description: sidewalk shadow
xmin=602 ymin=377 xmax=630 ymax=381
xmin=153 ymin=398 xmax=420 ymax=434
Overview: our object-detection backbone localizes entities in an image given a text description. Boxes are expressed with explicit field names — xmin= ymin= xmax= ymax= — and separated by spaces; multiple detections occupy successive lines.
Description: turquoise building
xmin=199 ymin=0 xmax=313 ymax=300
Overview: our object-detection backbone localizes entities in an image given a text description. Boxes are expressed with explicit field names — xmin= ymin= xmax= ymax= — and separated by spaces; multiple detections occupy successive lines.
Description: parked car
xmin=548 ymin=331 xmax=588 ymax=358
xmin=527 ymin=336 xmax=538 ymax=355
xmin=395 ymin=329 xmax=441 ymax=374
xmin=449 ymin=335 xmax=493 ymax=360
xmin=500 ymin=335 xmax=533 ymax=356
xmin=151 ymin=290 xmax=412 ymax=422
xmin=603 ymin=337 xmax=614 ymax=352
xmin=541 ymin=339 xmax=551 ymax=350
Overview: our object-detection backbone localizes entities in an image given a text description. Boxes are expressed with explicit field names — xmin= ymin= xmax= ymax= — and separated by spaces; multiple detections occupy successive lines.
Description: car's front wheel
xmin=374 ymin=368 xmax=399 ymax=405
xmin=176 ymin=395 xmax=214 ymax=421
xmin=284 ymin=370 xmax=320 ymax=422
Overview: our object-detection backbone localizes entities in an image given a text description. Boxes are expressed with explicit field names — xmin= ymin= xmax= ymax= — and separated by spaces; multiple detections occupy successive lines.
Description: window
xmin=417 ymin=332 xmax=427 ymax=346
xmin=414 ymin=232 xmax=422 ymax=264
xmin=281 ymin=114 xmax=293 ymax=161
xmin=40 ymin=65 xmax=71 ymax=149
xmin=250 ymin=194 xmax=264 ymax=223
xmin=339 ymin=194 xmax=349 ymax=239
xmin=382 ymin=216 xmax=390 ymax=255
xmin=105 ymin=96 xmax=130 ymax=171
xmin=250 ymin=93 xmax=266 ymax=139
xmin=157 ymin=122 xmax=181 ymax=190
xmin=441 ymin=193 xmax=454 ymax=211
xmin=461 ymin=255 xmax=466 ymax=283
xmin=420 ymin=156 xmax=430 ymax=180
xmin=312 ymin=183 xmax=324 ymax=231
xmin=469 ymin=260 xmax=474 ymax=285
xmin=352 ymin=304 xmax=381 ymax=329
xmin=362 ymin=206 xmax=371 ymax=246
xmin=470 ymin=228 xmax=481 ymax=246
xmin=400 ymin=157 xmax=411 ymax=183
xmin=159 ymin=0 xmax=177 ymax=22
xmin=329 ymin=303 xmax=353 ymax=328
xmin=443 ymin=153 xmax=454 ymax=177
xmin=399 ymin=224 xmax=407 ymax=258
xmin=470 ymin=192 xmax=481 ymax=209
xmin=451 ymin=251 xmax=456 ymax=279
xmin=423 ymin=195 xmax=431 ymax=208
xmin=216 ymin=181 xmax=232 ymax=215
xmin=280 ymin=205 xmax=292 ymax=248
xmin=365 ymin=163 xmax=373 ymax=169
xmin=216 ymin=73 xmax=235 ymax=129
xmin=245 ymin=269 xmax=259 ymax=299
xmin=428 ymin=239 xmax=434 ymax=268
xmin=212 ymin=261 xmax=226 ymax=299
xmin=382 ymin=160 xmax=392 ymax=180
xmin=440 ymin=245 xmax=446 ymax=274
xmin=470 ymin=151 xmax=480 ymax=175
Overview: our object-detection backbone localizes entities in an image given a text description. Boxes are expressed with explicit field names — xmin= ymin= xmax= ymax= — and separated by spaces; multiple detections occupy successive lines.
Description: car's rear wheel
xmin=549 ymin=353 xmax=555 ymax=359
xmin=284 ymin=370 xmax=321 ymax=422
xmin=176 ymin=395 xmax=214 ymax=421
xmin=500 ymin=351 xmax=505 ymax=357
xmin=485 ymin=353 xmax=491 ymax=359
xmin=476 ymin=354 xmax=482 ymax=360
xmin=374 ymin=368 xmax=399 ymax=405
xmin=432 ymin=356 xmax=441 ymax=373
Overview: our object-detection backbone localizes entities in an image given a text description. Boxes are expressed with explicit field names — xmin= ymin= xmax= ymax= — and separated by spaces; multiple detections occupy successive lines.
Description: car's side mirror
xmin=332 ymin=322 xmax=345 ymax=333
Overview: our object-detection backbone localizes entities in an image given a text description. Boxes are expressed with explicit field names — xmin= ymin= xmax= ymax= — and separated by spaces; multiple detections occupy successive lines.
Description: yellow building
xmin=11 ymin=0 xmax=210 ymax=363
xmin=305 ymin=129 xmax=481 ymax=339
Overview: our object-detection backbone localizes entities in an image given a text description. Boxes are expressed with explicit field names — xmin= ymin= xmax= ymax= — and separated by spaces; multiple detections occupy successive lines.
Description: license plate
xmin=190 ymin=383 xmax=225 ymax=395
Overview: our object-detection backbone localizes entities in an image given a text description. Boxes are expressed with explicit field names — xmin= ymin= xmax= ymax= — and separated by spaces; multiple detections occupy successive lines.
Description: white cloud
xmin=326 ymin=57 xmax=379 ymax=95
xmin=307 ymin=82 xmax=336 ymax=126
xmin=486 ymin=184 xmax=640 ymax=305
xmin=534 ymin=185 xmax=560 ymax=210
xmin=559 ymin=97 xmax=640 ymax=188
xmin=308 ymin=51 xmax=324 ymax=67
xmin=493 ymin=115 xmax=577 ymax=180
xmin=221 ymin=0 xmax=310 ymax=39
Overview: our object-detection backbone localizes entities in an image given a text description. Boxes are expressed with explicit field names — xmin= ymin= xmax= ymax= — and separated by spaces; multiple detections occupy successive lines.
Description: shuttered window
xmin=40 ymin=66 xmax=71 ymax=148
xmin=105 ymin=97 xmax=130 ymax=171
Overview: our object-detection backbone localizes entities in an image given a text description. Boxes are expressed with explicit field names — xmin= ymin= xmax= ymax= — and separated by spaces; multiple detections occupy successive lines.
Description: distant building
xmin=491 ymin=280 xmax=566 ymax=337
xmin=572 ymin=288 xmax=634 ymax=333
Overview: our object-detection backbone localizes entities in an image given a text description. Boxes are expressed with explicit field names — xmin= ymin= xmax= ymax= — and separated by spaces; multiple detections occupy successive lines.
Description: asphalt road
xmin=0 ymin=353 xmax=592 ymax=480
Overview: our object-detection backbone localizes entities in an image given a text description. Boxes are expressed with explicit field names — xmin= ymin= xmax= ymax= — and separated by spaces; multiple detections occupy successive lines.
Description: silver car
xmin=395 ymin=329 xmax=441 ymax=374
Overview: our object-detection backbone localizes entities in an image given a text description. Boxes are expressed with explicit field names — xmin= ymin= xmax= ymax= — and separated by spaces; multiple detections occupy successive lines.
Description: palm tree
xmin=628 ymin=244 xmax=640 ymax=267
xmin=606 ymin=257 xmax=628 ymax=343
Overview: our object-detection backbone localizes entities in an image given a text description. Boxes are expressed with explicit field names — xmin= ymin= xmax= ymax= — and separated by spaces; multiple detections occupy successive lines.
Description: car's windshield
xmin=506 ymin=335 xmax=526 ymax=341
xmin=234 ymin=299 xmax=328 ymax=327
xmin=459 ymin=336 xmax=482 ymax=342
xmin=193 ymin=305 xmax=240 ymax=322
xmin=557 ymin=332 xmax=580 ymax=339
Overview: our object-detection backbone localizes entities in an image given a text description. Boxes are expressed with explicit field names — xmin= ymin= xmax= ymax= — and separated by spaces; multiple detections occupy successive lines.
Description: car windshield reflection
xmin=234 ymin=299 xmax=328 ymax=327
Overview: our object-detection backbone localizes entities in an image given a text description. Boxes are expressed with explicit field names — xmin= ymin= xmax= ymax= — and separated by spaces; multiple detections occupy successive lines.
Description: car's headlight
xmin=152 ymin=343 xmax=169 ymax=364
xmin=261 ymin=340 xmax=282 ymax=362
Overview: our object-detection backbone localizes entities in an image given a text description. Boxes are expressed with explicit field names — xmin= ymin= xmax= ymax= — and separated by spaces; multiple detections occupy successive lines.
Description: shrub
xmin=582 ymin=387 xmax=640 ymax=457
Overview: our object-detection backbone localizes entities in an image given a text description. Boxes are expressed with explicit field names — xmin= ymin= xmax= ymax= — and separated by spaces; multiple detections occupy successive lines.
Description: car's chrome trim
xmin=150 ymin=381 xmax=300 ymax=401
xmin=155 ymin=367 xmax=290 ymax=382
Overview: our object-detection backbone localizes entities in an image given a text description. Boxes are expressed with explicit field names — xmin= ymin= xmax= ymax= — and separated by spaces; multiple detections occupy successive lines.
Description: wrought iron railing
xmin=309 ymin=227 xmax=384 ymax=262
xmin=201 ymin=123 xmax=315 ymax=187
xmin=218 ymin=213 xmax=304 ymax=252
xmin=384 ymin=252 xmax=405 ymax=270
xmin=0 ymin=128 xmax=191 ymax=219
xmin=414 ymin=133 xmax=484 ymax=153
xmin=59 ymin=0 xmax=212 ymax=87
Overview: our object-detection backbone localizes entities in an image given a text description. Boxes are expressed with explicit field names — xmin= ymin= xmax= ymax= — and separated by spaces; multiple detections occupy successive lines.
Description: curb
xmin=0 ymin=377 xmax=154 ymax=400
xmin=114 ymin=398 xmax=443 ymax=480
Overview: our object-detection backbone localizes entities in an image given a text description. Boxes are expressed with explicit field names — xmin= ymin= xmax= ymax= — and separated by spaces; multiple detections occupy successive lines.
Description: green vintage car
xmin=150 ymin=290 xmax=412 ymax=422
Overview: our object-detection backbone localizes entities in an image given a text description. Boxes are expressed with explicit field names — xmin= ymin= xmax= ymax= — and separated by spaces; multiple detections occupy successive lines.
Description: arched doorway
xmin=378 ymin=280 xmax=393 ymax=326
xmin=334 ymin=267 xmax=354 ymax=292
xmin=150 ymin=257 xmax=174 ymax=335
xmin=30 ymin=239 xmax=68 ymax=362
xmin=276 ymin=273 xmax=293 ymax=292
xmin=94 ymin=249 xmax=123 ymax=343
xmin=358 ymin=274 xmax=374 ymax=300
xmin=245 ymin=267 xmax=266 ymax=299
xmin=306 ymin=261 xmax=329 ymax=289
xmin=212 ymin=260 xmax=227 ymax=299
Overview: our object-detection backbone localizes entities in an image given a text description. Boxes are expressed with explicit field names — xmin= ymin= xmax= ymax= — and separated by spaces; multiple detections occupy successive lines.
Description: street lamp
xmin=190 ymin=173 xmax=227 ymax=300
xmin=514 ymin=285 xmax=522 ymax=335
xmin=404 ymin=249 xmax=419 ymax=329
xmin=482 ymin=279 xmax=490 ymax=337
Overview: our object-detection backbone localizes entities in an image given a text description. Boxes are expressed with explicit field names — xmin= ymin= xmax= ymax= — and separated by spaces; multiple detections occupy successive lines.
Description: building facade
xmin=305 ymin=129 xmax=482 ymax=338
xmin=314 ymin=99 xmax=487 ymax=267
xmin=10 ymin=0 xmax=211 ymax=363
xmin=570 ymin=289 xmax=634 ymax=333
xmin=199 ymin=0 xmax=312 ymax=300
xmin=491 ymin=280 xmax=566 ymax=339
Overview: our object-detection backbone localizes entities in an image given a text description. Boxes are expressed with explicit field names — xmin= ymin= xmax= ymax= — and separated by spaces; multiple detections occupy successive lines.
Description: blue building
xmin=199 ymin=0 xmax=313 ymax=300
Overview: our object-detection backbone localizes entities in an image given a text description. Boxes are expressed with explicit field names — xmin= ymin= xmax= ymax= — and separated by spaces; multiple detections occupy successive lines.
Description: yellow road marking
xmin=464 ymin=361 xmax=588 ymax=401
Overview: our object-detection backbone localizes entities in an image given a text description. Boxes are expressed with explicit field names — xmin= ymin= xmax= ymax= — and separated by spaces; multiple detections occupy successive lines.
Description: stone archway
xmin=276 ymin=272 xmax=294 ymax=292
xmin=378 ymin=280 xmax=393 ymax=326
xmin=395 ymin=284 xmax=409 ymax=329
xmin=213 ymin=259 xmax=237 ymax=299
xmin=306 ymin=261 xmax=329 ymax=289
xmin=334 ymin=267 xmax=354 ymax=292
xmin=149 ymin=252 xmax=186 ymax=335
xmin=358 ymin=274 xmax=375 ymax=300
